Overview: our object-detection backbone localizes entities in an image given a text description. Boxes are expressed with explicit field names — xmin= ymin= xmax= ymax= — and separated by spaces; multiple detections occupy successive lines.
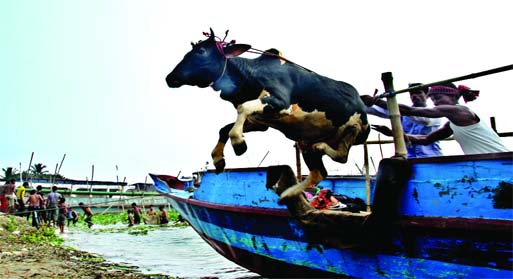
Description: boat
xmin=27 ymin=177 xmax=136 ymax=193
xmin=150 ymin=151 xmax=513 ymax=278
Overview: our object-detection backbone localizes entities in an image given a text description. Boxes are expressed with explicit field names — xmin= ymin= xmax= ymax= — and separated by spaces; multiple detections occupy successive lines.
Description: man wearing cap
xmin=365 ymin=83 xmax=443 ymax=158
xmin=362 ymin=83 xmax=509 ymax=155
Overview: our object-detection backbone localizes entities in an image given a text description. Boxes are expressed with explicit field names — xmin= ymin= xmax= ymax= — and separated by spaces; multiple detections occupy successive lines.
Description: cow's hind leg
xmin=313 ymin=113 xmax=369 ymax=164
xmin=279 ymin=149 xmax=327 ymax=204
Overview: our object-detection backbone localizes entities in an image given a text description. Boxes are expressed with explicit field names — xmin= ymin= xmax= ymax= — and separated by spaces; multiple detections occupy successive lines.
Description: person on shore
xmin=366 ymin=83 xmax=443 ymax=158
xmin=5 ymin=179 xmax=17 ymax=214
xmin=57 ymin=197 xmax=68 ymax=234
xmin=361 ymin=84 xmax=510 ymax=154
xmin=26 ymin=189 xmax=44 ymax=228
xmin=159 ymin=205 xmax=169 ymax=225
xmin=147 ymin=205 xmax=156 ymax=216
xmin=67 ymin=207 xmax=79 ymax=226
xmin=79 ymin=202 xmax=94 ymax=228
xmin=127 ymin=209 xmax=135 ymax=227
xmin=36 ymin=185 xmax=47 ymax=224
xmin=15 ymin=182 xmax=27 ymax=214
xmin=0 ymin=181 xmax=7 ymax=214
xmin=46 ymin=186 xmax=62 ymax=226
xmin=131 ymin=203 xmax=141 ymax=225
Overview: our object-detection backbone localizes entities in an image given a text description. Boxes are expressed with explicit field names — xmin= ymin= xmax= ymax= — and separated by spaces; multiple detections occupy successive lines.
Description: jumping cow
xmin=166 ymin=29 xmax=370 ymax=201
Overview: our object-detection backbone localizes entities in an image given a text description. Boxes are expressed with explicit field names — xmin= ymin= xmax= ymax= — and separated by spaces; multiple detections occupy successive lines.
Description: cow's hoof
xmin=232 ymin=141 xmax=248 ymax=156
xmin=214 ymin=159 xmax=226 ymax=174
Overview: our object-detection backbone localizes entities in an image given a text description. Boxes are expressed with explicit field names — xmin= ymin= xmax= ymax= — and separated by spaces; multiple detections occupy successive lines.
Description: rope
xmin=246 ymin=48 xmax=315 ymax=73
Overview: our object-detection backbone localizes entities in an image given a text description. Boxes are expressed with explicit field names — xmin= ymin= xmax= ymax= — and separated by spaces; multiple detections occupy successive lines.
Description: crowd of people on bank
xmin=0 ymin=183 xmax=95 ymax=233
xmin=0 ymin=182 xmax=172 ymax=232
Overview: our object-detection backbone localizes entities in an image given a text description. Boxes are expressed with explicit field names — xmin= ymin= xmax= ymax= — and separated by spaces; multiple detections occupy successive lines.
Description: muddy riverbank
xmin=0 ymin=215 xmax=174 ymax=279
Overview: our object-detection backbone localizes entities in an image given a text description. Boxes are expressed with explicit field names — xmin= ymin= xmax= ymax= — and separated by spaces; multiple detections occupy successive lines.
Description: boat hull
xmin=151 ymin=152 xmax=513 ymax=278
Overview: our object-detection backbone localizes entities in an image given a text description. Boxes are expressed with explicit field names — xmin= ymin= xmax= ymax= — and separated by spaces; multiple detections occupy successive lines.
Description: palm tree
xmin=1 ymin=167 xmax=19 ymax=181
xmin=30 ymin=163 xmax=49 ymax=178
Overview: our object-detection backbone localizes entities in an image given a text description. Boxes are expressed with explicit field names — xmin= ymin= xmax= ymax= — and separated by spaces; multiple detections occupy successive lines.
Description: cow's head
xmin=166 ymin=28 xmax=251 ymax=89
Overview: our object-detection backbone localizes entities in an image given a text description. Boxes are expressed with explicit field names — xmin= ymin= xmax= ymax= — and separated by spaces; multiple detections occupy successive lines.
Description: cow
xmin=166 ymin=29 xmax=370 ymax=201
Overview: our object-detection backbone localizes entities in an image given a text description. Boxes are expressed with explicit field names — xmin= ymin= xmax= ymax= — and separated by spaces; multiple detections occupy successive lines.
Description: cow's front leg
xmin=229 ymin=98 xmax=267 ymax=155
xmin=213 ymin=122 xmax=270 ymax=173
xmin=211 ymin=123 xmax=234 ymax=173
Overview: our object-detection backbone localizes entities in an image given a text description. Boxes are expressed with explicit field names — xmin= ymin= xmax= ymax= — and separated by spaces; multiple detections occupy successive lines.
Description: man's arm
xmin=361 ymin=95 xmax=454 ymax=119
xmin=407 ymin=122 xmax=453 ymax=145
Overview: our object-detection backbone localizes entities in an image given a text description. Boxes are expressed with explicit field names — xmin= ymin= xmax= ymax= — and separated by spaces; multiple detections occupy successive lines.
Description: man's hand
xmin=360 ymin=95 xmax=378 ymax=107
xmin=371 ymin=124 xmax=393 ymax=136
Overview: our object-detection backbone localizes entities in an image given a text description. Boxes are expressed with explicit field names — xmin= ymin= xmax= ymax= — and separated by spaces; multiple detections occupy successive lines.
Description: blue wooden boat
xmin=150 ymin=152 xmax=512 ymax=278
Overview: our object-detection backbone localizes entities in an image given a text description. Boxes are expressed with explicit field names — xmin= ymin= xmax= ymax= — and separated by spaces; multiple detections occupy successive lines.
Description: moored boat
xmin=150 ymin=152 xmax=513 ymax=278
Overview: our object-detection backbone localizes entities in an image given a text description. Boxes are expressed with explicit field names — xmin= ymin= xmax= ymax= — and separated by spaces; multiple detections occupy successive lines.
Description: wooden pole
xmin=381 ymin=72 xmax=407 ymax=158
xmin=364 ymin=143 xmax=371 ymax=212
xmin=57 ymin=154 xmax=66 ymax=175
xmin=26 ymin=152 xmax=34 ymax=184
xmin=294 ymin=142 xmax=302 ymax=182
xmin=52 ymin=163 xmax=58 ymax=185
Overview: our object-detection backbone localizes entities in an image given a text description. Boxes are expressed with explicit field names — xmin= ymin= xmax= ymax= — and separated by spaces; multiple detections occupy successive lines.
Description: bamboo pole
xmin=26 ymin=152 xmax=34 ymax=184
xmin=363 ymin=143 xmax=371 ymax=212
xmin=381 ymin=72 xmax=407 ymax=158
xmin=294 ymin=142 xmax=302 ymax=182
xmin=57 ymin=154 xmax=66 ymax=175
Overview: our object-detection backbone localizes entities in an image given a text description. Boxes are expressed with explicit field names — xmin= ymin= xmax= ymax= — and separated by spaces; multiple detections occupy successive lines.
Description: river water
xmin=64 ymin=224 xmax=262 ymax=279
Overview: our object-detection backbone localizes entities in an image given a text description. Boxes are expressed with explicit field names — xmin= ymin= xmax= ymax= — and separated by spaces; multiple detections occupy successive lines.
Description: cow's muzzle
xmin=166 ymin=74 xmax=182 ymax=88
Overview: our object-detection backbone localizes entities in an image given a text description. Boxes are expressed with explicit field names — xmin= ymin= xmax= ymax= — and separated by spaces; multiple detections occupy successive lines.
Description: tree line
xmin=1 ymin=163 xmax=66 ymax=181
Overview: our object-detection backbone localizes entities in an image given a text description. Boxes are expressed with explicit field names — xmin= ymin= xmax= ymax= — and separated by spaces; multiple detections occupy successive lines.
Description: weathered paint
xmin=150 ymin=152 xmax=513 ymax=278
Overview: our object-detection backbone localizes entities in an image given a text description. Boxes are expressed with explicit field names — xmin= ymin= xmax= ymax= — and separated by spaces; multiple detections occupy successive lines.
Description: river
xmin=64 ymin=224 xmax=262 ymax=279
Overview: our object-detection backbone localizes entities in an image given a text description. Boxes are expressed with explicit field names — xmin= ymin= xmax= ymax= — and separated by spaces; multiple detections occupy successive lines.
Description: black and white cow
xmin=166 ymin=29 xmax=370 ymax=201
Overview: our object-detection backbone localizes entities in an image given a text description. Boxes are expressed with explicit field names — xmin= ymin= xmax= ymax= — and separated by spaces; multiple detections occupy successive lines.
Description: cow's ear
xmin=223 ymin=44 xmax=251 ymax=58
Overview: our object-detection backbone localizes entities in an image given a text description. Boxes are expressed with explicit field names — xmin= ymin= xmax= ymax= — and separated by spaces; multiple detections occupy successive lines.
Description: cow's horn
xmin=209 ymin=28 xmax=215 ymax=40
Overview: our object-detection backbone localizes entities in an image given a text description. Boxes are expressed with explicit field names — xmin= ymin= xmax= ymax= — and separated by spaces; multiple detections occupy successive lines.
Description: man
xmin=26 ymin=189 xmax=44 ymax=228
xmin=159 ymin=205 xmax=169 ymax=224
xmin=78 ymin=202 xmax=94 ymax=228
xmin=16 ymin=182 xmax=27 ymax=213
xmin=0 ymin=181 xmax=6 ymax=213
xmin=46 ymin=186 xmax=62 ymax=226
xmin=362 ymin=84 xmax=509 ymax=154
xmin=36 ymin=185 xmax=47 ymax=223
xmin=5 ymin=179 xmax=16 ymax=213
xmin=366 ymin=83 xmax=442 ymax=158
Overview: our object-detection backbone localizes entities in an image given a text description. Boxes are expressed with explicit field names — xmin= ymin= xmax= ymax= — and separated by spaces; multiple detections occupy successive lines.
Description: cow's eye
xmin=197 ymin=48 xmax=207 ymax=55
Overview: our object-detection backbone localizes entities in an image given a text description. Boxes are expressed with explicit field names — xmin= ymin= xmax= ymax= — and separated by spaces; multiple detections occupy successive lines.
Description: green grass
xmin=23 ymin=224 xmax=64 ymax=245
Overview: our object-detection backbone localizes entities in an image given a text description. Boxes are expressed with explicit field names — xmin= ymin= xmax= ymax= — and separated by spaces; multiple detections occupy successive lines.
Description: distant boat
xmin=151 ymin=152 xmax=513 ymax=278
xmin=26 ymin=178 xmax=135 ymax=193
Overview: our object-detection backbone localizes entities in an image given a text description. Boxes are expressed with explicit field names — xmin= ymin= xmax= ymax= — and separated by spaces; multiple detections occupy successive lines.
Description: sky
xmin=1 ymin=1 xmax=512 ymax=184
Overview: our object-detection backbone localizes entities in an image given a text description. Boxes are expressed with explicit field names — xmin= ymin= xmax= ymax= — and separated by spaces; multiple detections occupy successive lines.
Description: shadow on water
xmin=64 ymin=224 xmax=263 ymax=279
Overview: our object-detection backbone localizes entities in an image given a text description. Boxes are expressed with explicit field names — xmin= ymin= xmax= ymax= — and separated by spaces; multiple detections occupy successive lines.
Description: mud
xmin=0 ymin=215 xmax=174 ymax=279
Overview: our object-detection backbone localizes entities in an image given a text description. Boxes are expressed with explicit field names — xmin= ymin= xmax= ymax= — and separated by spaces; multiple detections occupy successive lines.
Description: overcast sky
xmin=1 ymin=0 xmax=512 ymax=184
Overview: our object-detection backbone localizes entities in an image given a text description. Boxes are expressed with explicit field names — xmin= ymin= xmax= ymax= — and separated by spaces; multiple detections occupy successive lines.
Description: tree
xmin=30 ymin=163 xmax=49 ymax=178
xmin=1 ymin=167 xmax=19 ymax=181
